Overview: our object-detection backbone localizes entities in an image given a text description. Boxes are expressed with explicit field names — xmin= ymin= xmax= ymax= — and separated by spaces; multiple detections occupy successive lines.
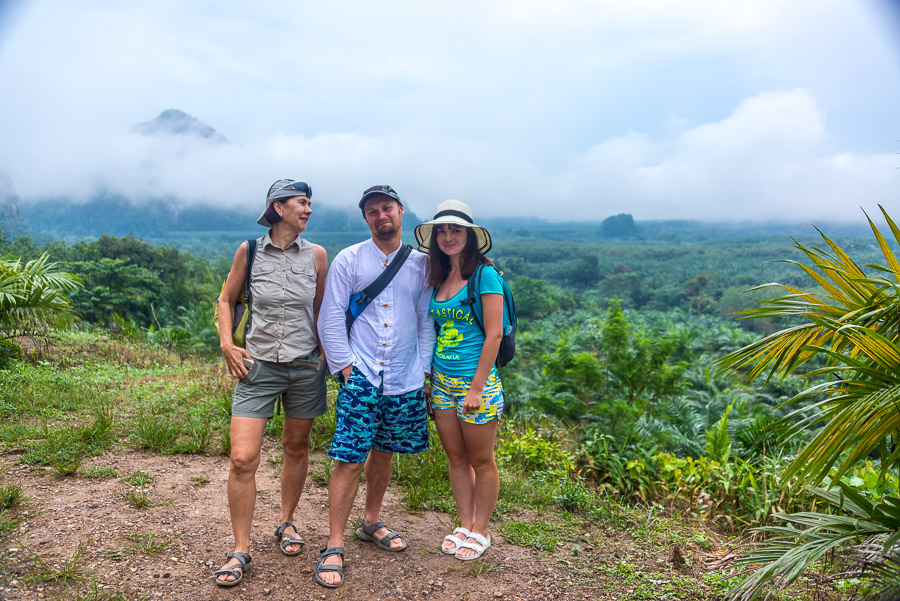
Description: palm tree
xmin=717 ymin=206 xmax=900 ymax=600
xmin=0 ymin=253 xmax=81 ymax=341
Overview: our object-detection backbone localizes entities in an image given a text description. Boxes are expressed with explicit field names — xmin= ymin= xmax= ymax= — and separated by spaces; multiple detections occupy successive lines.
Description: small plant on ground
xmin=121 ymin=471 xmax=154 ymax=487
xmin=120 ymin=487 xmax=153 ymax=508
xmin=125 ymin=532 xmax=177 ymax=554
xmin=0 ymin=482 xmax=28 ymax=536
xmin=0 ymin=482 xmax=27 ymax=510
xmin=189 ymin=475 xmax=209 ymax=486
xmin=25 ymin=539 xmax=92 ymax=584
xmin=309 ymin=457 xmax=334 ymax=485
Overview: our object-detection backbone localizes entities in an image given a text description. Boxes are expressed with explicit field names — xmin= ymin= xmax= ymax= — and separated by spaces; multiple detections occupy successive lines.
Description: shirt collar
xmin=366 ymin=237 xmax=403 ymax=261
xmin=261 ymin=230 xmax=301 ymax=251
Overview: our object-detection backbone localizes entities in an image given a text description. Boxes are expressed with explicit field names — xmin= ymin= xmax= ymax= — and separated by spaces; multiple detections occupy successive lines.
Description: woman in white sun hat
xmin=415 ymin=199 xmax=503 ymax=561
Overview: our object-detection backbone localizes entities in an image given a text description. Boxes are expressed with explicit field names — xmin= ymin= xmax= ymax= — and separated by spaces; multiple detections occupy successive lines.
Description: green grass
xmin=124 ymin=532 xmax=177 ymax=554
xmin=597 ymin=560 xmax=711 ymax=600
xmin=0 ymin=482 xmax=28 ymax=537
xmin=25 ymin=539 xmax=92 ymax=584
xmin=189 ymin=475 xmax=209 ymax=486
xmin=392 ymin=427 xmax=454 ymax=513
xmin=119 ymin=488 xmax=153 ymax=508
xmin=0 ymin=482 xmax=27 ymax=510
xmin=500 ymin=519 xmax=564 ymax=550
xmin=121 ymin=471 xmax=154 ymax=487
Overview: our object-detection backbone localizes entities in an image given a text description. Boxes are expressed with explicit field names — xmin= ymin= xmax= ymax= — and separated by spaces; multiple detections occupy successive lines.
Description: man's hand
xmin=424 ymin=373 xmax=433 ymax=418
xmin=341 ymin=363 xmax=353 ymax=384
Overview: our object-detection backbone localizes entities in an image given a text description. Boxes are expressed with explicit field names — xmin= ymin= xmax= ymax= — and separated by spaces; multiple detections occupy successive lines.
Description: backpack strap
xmin=464 ymin=265 xmax=486 ymax=334
xmin=345 ymin=244 xmax=413 ymax=336
xmin=243 ymin=238 xmax=258 ymax=303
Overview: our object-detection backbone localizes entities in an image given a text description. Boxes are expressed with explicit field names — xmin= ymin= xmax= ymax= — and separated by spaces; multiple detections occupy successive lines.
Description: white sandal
xmin=455 ymin=532 xmax=491 ymax=560
xmin=442 ymin=527 xmax=471 ymax=555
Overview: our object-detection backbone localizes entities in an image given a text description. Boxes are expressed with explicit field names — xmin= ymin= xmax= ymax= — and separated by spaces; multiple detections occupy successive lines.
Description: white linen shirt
xmin=318 ymin=238 xmax=435 ymax=395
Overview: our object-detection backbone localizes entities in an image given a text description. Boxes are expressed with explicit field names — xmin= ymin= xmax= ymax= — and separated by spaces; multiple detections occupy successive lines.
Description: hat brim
xmin=257 ymin=202 xmax=273 ymax=227
xmin=358 ymin=191 xmax=402 ymax=210
xmin=414 ymin=217 xmax=492 ymax=255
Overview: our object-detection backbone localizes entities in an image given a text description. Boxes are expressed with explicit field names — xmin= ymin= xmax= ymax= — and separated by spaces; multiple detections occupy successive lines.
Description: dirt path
xmin=2 ymin=444 xmax=619 ymax=601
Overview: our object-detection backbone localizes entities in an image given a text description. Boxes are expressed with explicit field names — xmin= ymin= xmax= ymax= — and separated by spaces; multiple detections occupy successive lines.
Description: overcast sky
xmin=0 ymin=0 xmax=898 ymax=222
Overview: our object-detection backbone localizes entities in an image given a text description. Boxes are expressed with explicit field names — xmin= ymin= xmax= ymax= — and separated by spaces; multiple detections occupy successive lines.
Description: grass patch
xmin=130 ymin=414 xmax=181 ymax=453
xmin=125 ymin=532 xmax=177 ymax=554
xmin=189 ymin=475 xmax=209 ymax=486
xmin=0 ymin=482 xmax=28 ymax=537
xmin=0 ymin=482 xmax=27 ymax=510
xmin=500 ymin=519 xmax=563 ymax=550
xmin=392 ymin=427 xmax=454 ymax=513
xmin=120 ymin=487 xmax=154 ymax=508
xmin=121 ymin=471 xmax=154 ymax=487
xmin=25 ymin=539 xmax=92 ymax=584
xmin=309 ymin=384 xmax=339 ymax=452
xmin=65 ymin=579 xmax=150 ymax=601
xmin=309 ymin=457 xmax=334 ymax=485
xmin=598 ymin=561 xmax=710 ymax=600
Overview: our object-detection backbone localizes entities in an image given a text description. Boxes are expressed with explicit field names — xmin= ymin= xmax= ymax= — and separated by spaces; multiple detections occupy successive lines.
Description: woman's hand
xmin=223 ymin=344 xmax=253 ymax=379
xmin=462 ymin=386 xmax=483 ymax=415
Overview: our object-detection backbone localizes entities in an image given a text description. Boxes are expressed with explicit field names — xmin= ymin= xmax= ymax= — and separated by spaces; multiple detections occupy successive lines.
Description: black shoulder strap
xmin=243 ymin=238 xmax=258 ymax=303
xmin=465 ymin=265 xmax=486 ymax=333
xmin=359 ymin=244 xmax=412 ymax=305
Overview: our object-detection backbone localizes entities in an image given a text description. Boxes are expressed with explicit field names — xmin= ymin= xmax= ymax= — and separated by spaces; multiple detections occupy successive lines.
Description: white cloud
xmin=0 ymin=1 xmax=897 ymax=223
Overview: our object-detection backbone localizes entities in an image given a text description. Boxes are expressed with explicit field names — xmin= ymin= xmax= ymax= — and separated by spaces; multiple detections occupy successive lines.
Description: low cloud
xmin=3 ymin=89 xmax=895 ymax=223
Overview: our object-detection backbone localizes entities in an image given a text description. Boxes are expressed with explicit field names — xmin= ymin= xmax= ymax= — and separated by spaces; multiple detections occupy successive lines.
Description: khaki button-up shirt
xmin=245 ymin=232 xmax=317 ymax=362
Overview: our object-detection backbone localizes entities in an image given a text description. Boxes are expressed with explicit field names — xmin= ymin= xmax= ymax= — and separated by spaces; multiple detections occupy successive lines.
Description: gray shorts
xmin=232 ymin=355 xmax=328 ymax=419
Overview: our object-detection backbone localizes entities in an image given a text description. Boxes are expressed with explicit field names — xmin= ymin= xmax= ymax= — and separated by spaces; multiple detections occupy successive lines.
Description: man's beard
xmin=373 ymin=221 xmax=399 ymax=239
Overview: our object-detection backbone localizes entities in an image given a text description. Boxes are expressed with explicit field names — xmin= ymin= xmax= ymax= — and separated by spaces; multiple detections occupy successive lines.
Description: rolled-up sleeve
xmin=318 ymin=252 xmax=354 ymax=375
xmin=417 ymin=280 xmax=435 ymax=374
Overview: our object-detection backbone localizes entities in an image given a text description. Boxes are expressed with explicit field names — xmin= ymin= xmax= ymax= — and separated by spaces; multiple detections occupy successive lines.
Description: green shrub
xmin=496 ymin=426 xmax=574 ymax=477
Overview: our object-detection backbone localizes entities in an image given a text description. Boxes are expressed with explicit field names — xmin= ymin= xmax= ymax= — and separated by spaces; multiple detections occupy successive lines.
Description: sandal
xmin=442 ymin=527 xmax=471 ymax=555
xmin=315 ymin=546 xmax=345 ymax=589
xmin=455 ymin=532 xmax=491 ymax=561
xmin=214 ymin=551 xmax=251 ymax=587
xmin=356 ymin=518 xmax=408 ymax=552
xmin=274 ymin=521 xmax=305 ymax=556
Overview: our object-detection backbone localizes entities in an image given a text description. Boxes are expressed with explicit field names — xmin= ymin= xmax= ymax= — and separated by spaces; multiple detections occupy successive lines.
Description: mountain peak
xmin=131 ymin=109 xmax=229 ymax=143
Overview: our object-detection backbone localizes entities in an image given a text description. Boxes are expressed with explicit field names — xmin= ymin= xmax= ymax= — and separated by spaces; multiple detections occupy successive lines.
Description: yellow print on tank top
xmin=436 ymin=319 xmax=464 ymax=356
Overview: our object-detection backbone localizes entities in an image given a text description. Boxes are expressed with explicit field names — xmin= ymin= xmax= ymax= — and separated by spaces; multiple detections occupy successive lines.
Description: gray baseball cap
xmin=358 ymin=184 xmax=402 ymax=210
xmin=258 ymin=179 xmax=312 ymax=226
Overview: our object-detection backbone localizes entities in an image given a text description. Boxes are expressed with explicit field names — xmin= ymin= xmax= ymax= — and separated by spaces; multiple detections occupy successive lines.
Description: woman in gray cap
xmin=415 ymin=199 xmax=503 ymax=561
xmin=214 ymin=179 xmax=328 ymax=587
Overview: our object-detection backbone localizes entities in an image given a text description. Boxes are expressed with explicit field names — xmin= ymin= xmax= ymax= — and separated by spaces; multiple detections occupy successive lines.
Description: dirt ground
xmin=0 ymin=443 xmax=695 ymax=601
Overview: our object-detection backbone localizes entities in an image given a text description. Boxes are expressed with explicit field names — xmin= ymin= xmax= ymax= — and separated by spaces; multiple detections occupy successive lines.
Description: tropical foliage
xmin=718 ymin=206 xmax=900 ymax=600
xmin=0 ymin=254 xmax=80 ymax=341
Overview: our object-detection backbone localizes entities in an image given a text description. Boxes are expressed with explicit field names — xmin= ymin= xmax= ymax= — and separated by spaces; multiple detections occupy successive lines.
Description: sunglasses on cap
xmin=275 ymin=181 xmax=313 ymax=198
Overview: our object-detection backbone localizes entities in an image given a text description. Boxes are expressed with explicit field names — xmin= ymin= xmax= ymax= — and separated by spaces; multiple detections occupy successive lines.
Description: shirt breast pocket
xmin=289 ymin=264 xmax=316 ymax=300
xmin=252 ymin=264 xmax=278 ymax=290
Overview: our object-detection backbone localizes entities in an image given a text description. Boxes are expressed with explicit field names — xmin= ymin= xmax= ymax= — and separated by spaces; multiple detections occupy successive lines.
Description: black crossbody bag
xmin=344 ymin=244 xmax=413 ymax=337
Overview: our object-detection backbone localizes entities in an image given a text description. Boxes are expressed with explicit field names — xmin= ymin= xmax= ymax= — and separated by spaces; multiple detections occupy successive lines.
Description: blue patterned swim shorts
xmin=431 ymin=367 xmax=504 ymax=424
xmin=328 ymin=367 xmax=429 ymax=464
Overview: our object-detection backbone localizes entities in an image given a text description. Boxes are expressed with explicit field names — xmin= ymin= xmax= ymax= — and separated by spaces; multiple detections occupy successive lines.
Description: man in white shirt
xmin=314 ymin=185 xmax=434 ymax=588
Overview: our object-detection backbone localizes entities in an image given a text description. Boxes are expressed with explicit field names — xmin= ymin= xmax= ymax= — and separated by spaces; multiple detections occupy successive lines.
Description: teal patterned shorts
xmin=328 ymin=367 xmax=429 ymax=464
xmin=431 ymin=367 xmax=504 ymax=424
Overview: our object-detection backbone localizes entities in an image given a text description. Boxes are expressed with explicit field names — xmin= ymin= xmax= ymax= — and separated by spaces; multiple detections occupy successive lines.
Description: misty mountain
xmin=0 ymin=172 xmax=30 ymax=239
xmin=131 ymin=109 xmax=229 ymax=144
xmin=16 ymin=192 xmax=386 ymax=239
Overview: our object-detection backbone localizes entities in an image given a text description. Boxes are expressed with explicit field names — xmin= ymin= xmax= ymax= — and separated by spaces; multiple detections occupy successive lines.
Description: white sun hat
xmin=414 ymin=199 xmax=492 ymax=254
